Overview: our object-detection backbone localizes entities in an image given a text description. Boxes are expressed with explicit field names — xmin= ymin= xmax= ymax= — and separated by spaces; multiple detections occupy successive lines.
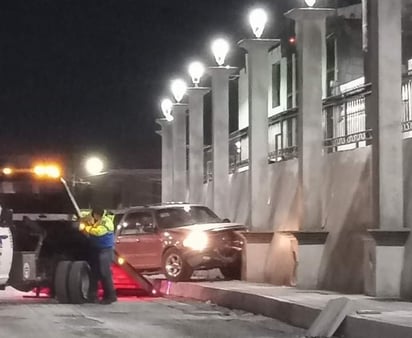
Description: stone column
xmin=187 ymin=87 xmax=210 ymax=204
xmin=172 ymin=104 xmax=188 ymax=202
xmin=363 ymin=0 xmax=409 ymax=298
xmin=286 ymin=8 xmax=335 ymax=231
xmin=156 ymin=118 xmax=174 ymax=203
xmin=209 ymin=67 xmax=237 ymax=218
xmin=239 ymin=39 xmax=280 ymax=230
xmin=285 ymin=8 xmax=334 ymax=289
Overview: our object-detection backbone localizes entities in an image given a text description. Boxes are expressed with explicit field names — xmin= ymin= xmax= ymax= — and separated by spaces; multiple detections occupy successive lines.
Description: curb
xmin=156 ymin=281 xmax=412 ymax=338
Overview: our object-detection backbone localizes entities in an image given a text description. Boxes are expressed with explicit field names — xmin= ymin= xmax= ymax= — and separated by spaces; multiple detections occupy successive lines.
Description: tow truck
xmin=0 ymin=165 xmax=155 ymax=303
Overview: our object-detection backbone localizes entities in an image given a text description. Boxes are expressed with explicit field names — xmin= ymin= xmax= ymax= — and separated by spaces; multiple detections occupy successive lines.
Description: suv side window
xmin=119 ymin=212 xmax=154 ymax=236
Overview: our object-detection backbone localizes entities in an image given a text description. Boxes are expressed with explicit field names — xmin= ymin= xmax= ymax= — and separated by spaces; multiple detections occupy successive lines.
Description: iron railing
xmin=204 ymin=75 xmax=412 ymax=180
xmin=323 ymin=84 xmax=372 ymax=152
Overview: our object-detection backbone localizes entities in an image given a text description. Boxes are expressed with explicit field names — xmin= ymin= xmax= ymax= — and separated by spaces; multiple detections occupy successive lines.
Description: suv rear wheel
xmin=162 ymin=248 xmax=193 ymax=282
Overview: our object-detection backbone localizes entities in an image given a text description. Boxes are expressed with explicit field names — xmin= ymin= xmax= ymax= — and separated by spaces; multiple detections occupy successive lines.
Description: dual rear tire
xmin=54 ymin=260 xmax=91 ymax=304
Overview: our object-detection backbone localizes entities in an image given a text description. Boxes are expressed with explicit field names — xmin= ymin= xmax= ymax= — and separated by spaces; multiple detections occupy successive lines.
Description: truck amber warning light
xmin=33 ymin=165 xmax=61 ymax=178
xmin=2 ymin=168 xmax=12 ymax=175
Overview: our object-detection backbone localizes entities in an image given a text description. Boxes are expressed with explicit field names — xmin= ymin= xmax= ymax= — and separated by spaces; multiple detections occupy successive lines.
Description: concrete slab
xmin=157 ymin=280 xmax=412 ymax=338
xmin=307 ymin=297 xmax=354 ymax=337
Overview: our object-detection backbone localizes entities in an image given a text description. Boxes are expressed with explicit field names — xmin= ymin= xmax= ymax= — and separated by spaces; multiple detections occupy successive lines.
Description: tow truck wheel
xmin=54 ymin=261 xmax=72 ymax=303
xmin=67 ymin=261 xmax=91 ymax=304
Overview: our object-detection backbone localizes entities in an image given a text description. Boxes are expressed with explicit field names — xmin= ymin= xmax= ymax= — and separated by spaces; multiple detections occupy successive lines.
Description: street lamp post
xmin=171 ymin=79 xmax=188 ymax=202
xmin=239 ymin=8 xmax=280 ymax=230
xmin=209 ymin=39 xmax=237 ymax=219
xmin=187 ymin=62 xmax=210 ymax=204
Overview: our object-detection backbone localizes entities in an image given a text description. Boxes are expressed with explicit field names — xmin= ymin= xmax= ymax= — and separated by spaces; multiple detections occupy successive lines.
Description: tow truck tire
xmin=67 ymin=261 xmax=91 ymax=304
xmin=54 ymin=261 xmax=72 ymax=304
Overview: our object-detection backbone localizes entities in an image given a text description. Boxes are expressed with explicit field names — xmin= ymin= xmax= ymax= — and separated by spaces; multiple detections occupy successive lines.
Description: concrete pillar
xmin=238 ymin=39 xmax=280 ymax=230
xmin=172 ymin=104 xmax=188 ymax=202
xmin=187 ymin=87 xmax=210 ymax=204
xmin=285 ymin=8 xmax=334 ymax=290
xmin=365 ymin=0 xmax=403 ymax=231
xmin=363 ymin=0 xmax=409 ymax=298
xmin=285 ymin=8 xmax=335 ymax=231
xmin=209 ymin=67 xmax=237 ymax=218
xmin=156 ymin=119 xmax=174 ymax=203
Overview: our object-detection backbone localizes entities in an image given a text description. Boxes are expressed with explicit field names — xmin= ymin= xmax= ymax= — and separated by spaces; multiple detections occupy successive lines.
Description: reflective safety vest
xmin=84 ymin=211 xmax=115 ymax=249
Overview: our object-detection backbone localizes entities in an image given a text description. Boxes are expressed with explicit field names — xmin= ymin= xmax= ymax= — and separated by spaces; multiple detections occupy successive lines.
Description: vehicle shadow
xmin=146 ymin=269 xmax=228 ymax=283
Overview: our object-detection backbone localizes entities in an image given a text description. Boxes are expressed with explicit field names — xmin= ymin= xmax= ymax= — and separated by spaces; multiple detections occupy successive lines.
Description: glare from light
xmin=171 ymin=79 xmax=187 ymax=103
xmin=183 ymin=231 xmax=208 ymax=251
xmin=305 ymin=0 xmax=316 ymax=7
xmin=33 ymin=164 xmax=61 ymax=178
xmin=188 ymin=61 xmax=205 ymax=86
xmin=211 ymin=38 xmax=230 ymax=66
xmin=161 ymin=98 xmax=173 ymax=116
xmin=85 ymin=157 xmax=104 ymax=176
xmin=79 ymin=222 xmax=86 ymax=231
xmin=2 ymin=168 xmax=12 ymax=175
xmin=249 ymin=8 xmax=268 ymax=39
xmin=183 ymin=205 xmax=191 ymax=212
xmin=34 ymin=165 xmax=47 ymax=176
xmin=118 ymin=257 xmax=125 ymax=265
xmin=165 ymin=113 xmax=174 ymax=122
xmin=46 ymin=165 xmax=61 ymax=178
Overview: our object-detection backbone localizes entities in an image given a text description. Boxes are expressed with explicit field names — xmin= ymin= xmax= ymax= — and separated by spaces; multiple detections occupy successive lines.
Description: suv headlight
xmin=183 ymin=231 xmax=208 ymax=251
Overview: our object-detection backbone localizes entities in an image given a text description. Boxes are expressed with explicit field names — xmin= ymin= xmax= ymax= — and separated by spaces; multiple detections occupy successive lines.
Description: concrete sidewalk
xmin=155 ymin=280 xmax=412 ymax=338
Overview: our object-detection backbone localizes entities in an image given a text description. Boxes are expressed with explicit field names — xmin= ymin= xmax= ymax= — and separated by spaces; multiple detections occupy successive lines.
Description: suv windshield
xmin=156 ymin=206 xmax=221 ymax=229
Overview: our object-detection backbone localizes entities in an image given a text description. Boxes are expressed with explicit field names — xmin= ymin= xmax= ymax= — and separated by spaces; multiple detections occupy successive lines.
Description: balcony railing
xmin=203 ymin=75 xmax=412 ymax=181
xmin=323 ymin=84 xmax=372 ymax=152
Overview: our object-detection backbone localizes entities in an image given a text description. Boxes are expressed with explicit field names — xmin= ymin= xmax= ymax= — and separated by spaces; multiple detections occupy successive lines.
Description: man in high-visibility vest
xmin=81 ymin=207 xmax=117 ymax=304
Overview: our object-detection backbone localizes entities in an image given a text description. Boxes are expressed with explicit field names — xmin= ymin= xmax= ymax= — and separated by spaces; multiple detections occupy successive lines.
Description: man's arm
xmin=84 ymin=223 xmax=109 ymax=237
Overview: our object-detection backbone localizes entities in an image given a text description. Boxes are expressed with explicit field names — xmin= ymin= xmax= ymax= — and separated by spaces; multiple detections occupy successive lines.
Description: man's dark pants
xmin=89 ymin=247 xmax=116 ymax=301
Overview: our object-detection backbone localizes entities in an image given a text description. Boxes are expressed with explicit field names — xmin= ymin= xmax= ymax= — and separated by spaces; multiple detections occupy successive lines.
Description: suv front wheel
xmin=162 ymin=248 xmax=193 ymax=282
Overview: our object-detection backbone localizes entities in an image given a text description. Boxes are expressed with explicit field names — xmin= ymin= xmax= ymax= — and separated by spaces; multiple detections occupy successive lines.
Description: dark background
xmin=0 ymin=0 xmax=358 ymax=172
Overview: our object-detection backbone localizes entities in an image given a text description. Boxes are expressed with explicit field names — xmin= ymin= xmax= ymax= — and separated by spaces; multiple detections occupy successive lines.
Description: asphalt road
xmin=0 ymin=290 xmax=305 ymax=338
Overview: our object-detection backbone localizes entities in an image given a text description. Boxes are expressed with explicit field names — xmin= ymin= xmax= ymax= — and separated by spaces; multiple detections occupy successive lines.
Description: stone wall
xmin=202 ymin=142 xmax=412 ymax=295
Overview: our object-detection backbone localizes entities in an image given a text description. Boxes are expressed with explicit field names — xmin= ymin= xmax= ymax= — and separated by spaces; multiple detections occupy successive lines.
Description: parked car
xmin=113 ymin=204 xmax=246 ymax=282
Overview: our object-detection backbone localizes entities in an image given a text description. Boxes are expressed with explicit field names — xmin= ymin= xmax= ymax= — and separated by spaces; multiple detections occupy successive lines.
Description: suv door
xmin=116 ymin=211 xmax=162 ymax=270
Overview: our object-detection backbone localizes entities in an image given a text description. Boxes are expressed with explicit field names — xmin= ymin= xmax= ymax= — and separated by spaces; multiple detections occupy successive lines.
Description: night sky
xmin=0 ymin=0 xmax=357 ymax=170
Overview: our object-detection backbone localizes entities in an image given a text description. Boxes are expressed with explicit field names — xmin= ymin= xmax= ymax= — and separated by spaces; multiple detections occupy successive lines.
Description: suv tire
xmin=54 ymin=261 xmax=72 ymax=303
xmin=67 ymin=261 xmax=91 ymax=304
xmin=162 ymin=248 xmax=193 ymax=282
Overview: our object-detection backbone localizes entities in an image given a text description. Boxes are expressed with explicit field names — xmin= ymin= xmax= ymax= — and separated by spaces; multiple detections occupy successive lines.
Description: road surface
xmin=0 ymin=289 xmax=305 ymax=338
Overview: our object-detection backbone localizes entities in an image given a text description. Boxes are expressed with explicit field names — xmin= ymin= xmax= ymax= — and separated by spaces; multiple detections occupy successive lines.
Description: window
xmin=272 ymin=62 xmax=281 ymax=108
xmin=119 ymin=212 xmax=154 ymax=236
xmin=156 ymin=206 xmax=220 ymax=229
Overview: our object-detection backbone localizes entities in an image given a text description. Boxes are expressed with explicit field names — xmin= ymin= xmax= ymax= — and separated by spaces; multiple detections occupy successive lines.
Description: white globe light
xmin=249 ymin=8 xmax=268 ymax=39
xmin=165 ymin=113 xmax=174 ymax=122
xmin=85 ymin=157 xmax=104 ymax=176
xmin=161 ymin=98 xmax=173 ymax=117
xmin=188 ymin=61 xmax=205 ymax=86
xmin=211 ymin=38 xmax=230 ymax=66
xmin=305 ymin=0 xmax=316 ymax=7
xmin=171 ymin=79 xmax=187 ymax=103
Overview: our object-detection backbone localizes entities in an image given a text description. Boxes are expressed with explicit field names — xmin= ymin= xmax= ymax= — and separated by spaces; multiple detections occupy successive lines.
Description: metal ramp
xmin=112 ymin=250 xmax=159 ymax=297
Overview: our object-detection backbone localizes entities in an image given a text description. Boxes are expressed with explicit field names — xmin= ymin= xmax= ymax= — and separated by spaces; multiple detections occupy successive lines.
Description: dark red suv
xmin=114 ymin=204 xmax=246 ymax=282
